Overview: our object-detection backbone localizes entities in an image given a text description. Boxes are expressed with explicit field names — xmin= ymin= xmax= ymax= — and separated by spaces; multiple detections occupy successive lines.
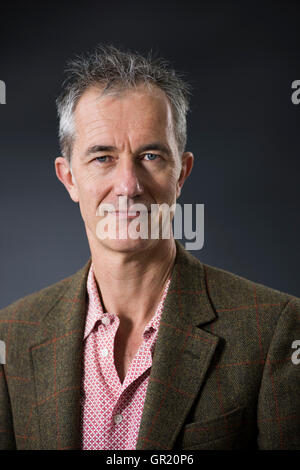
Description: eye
xmin=95 ymin=156 xmax=110 ymax=163
xmin=142 ymin=153 xmax=160 ymax=161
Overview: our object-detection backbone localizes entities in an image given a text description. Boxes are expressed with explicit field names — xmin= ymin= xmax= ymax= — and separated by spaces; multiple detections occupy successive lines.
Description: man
xmin=0 ymin=45 xmax=299 ymax=450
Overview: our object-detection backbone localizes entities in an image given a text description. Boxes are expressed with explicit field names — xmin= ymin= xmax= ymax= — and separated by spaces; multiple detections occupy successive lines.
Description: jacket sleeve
xmin=257 ymin=298 xmax=300 ymax=449
xmin=0 ymin=364 xmax=16 ymax=449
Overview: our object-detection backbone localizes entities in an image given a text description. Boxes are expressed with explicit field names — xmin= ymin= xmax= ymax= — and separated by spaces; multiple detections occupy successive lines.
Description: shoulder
xmin=176 ymin=240 xmax=299 ymax=313
xmin=0 ymin=268 xmax=83 ymax=328
xmin=200 ymin=261 xmax=300 ymax=331
xmin=203 ymin=262 xmax=296 ymax=305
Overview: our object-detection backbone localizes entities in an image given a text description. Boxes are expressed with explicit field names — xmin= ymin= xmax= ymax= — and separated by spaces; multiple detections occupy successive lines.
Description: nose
xmin=113 ymin=158 xmax=144 ymax=199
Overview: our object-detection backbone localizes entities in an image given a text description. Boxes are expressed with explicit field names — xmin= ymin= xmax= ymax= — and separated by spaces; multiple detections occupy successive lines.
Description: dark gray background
xmin=0 ymin=0 xmax=299 ymax=308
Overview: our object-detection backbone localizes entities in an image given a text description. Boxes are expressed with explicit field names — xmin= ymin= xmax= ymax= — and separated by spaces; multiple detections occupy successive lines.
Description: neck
xmin=88 ymin=238 xmax=176 ymax=331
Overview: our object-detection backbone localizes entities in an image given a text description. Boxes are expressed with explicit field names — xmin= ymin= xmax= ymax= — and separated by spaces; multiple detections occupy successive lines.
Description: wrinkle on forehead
xmin=73 ymin=84 xmax=176 ymax=150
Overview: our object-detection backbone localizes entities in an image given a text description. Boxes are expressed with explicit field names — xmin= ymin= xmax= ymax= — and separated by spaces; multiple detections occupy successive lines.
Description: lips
xmin=108 ymin=210 xmax=149 ymax=218
xmin=114 ymin=211 xmax=139 ymax=217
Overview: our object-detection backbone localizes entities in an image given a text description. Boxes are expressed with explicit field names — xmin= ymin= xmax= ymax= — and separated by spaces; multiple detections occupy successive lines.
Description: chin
xmin=99 ymin=237 xmax=156 ymax=253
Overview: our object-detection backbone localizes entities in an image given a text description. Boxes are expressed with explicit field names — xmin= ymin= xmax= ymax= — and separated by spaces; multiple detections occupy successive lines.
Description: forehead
xmin=73 ymin=84 xmax=175 ymax=145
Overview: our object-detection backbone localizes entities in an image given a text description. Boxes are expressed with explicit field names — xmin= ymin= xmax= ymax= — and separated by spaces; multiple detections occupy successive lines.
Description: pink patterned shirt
xmin=79 ymin=263 xmax=171 ymax=450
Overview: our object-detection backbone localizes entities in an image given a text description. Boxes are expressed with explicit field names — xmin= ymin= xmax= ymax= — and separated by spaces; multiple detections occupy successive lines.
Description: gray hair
xmin=56 ymin=44 xmax=192 ymax=163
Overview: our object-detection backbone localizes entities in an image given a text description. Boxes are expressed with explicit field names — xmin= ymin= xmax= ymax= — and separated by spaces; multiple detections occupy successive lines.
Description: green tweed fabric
xmin=0 ymin=240 xmax=299 ymax=450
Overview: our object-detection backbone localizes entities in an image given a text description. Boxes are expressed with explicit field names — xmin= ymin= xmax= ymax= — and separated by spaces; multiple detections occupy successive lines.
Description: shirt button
xmin=101 ymin=316 xmax=110 ymax=326
xmin=114 ymin=413 xmax=123 ymax=424
xmin=101 ymin=347 xmax=109 ymax=358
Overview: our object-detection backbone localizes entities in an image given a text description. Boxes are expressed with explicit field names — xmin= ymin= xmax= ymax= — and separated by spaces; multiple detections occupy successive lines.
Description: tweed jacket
xmin=0 ymin=240 xmax=299 ymax=450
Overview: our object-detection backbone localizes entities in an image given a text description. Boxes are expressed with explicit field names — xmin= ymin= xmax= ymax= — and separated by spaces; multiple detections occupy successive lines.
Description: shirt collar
xmin=84 ymin=262 xmax=171 ymax=341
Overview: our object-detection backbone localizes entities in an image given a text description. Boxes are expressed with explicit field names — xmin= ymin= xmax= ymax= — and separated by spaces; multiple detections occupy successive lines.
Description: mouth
xmin=115 ymin=211 xmax=139 ymax=219
xmin=108 ymin=210 xmax=150 ymax=219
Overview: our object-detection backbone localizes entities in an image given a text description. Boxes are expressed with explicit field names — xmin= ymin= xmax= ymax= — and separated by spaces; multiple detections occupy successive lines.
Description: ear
xmin=176 ymin=152 xmax=194 ymax=198
xmin=54 ymin=157 xmax=79 ymax=203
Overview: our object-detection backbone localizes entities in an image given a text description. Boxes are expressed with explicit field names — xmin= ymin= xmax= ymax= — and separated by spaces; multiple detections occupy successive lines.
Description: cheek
xmin=155 ymin=172 xmax=179 ymax=203
xmin=76 ymin=179 xmax=107 ymax=216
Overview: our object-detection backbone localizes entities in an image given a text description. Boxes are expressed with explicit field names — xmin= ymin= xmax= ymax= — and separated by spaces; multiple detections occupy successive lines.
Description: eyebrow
xmin=83 ymin=142 xmax=170 ymax=159
xmin=84 ymin=145 xmax=116 ymax=158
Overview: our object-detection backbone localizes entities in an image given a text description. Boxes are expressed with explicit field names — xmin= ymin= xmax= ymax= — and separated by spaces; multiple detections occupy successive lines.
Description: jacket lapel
xmin=136 ymin=241 xmax=219 ymax=450
xmin=30 ymin=260 xmax=91 ymax=450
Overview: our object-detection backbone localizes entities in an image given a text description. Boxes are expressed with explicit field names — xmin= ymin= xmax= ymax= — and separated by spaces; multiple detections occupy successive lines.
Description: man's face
xmin=55 ymin=84 xmax=193 ymax=253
